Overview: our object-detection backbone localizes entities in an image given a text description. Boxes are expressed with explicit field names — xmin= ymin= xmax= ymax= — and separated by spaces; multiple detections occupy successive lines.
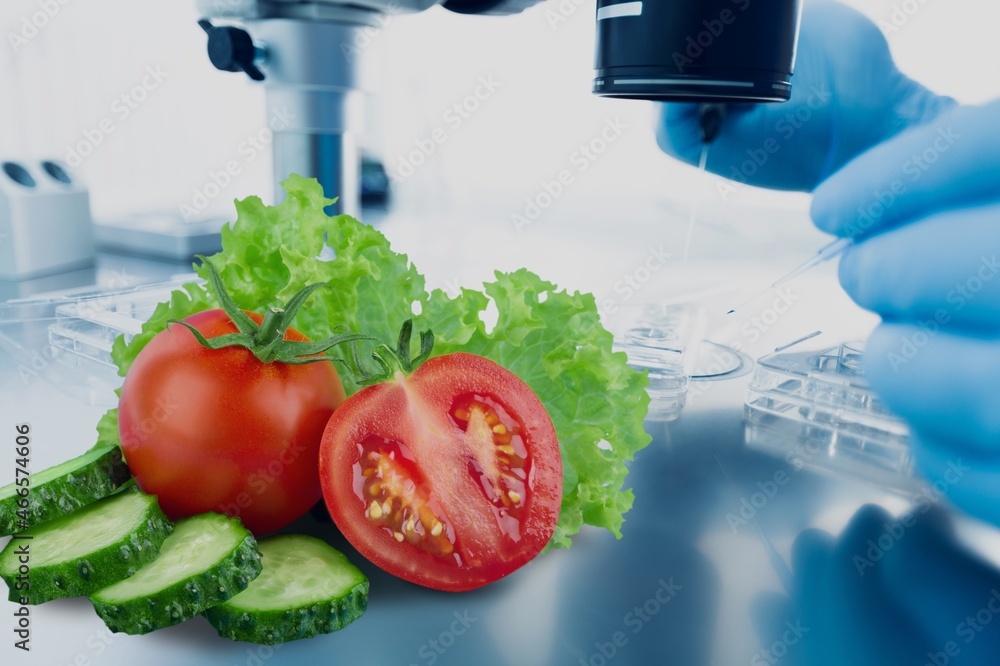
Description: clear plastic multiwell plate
xmin=0 ymin=276 xmax=199 ymax=405
xmin=47 ymin=277 xmax=200 ymax=367
xmin=744 ymin=341 xmax=920 ymax=494
xmin=611 ymin=305 xmax=691 ymax=422
xmin=608 ymin=303 xmax=750 ymax=422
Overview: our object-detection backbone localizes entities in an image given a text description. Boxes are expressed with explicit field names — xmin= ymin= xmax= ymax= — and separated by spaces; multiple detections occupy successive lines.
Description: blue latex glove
xmin=656 ymin=1 xmax=955 ymax=192
xmin=752 ymin=505 xmax=1000 ymax=665
xmin=811 ymin=98 xmax=1000 ymax=526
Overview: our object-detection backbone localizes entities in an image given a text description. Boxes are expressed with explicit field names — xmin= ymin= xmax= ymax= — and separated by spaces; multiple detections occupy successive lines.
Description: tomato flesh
xmin=451 ymin=395 xmax=532 ymax=543
xmin=118 ymin=309 xmax=346 ymax=535
xmin=356 ymin=438 xmax=459 ymax=561
xmin=320 ymin=353 xmax=561 ymax=592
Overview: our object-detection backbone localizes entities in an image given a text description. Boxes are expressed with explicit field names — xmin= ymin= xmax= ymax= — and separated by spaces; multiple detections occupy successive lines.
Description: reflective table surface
xmin=4 ymin=202 xmax=1000 ymax=666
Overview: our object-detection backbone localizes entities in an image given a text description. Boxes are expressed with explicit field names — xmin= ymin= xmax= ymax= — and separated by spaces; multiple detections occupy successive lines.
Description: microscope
xmin=197 ymin=0 xmax=802 ymax=216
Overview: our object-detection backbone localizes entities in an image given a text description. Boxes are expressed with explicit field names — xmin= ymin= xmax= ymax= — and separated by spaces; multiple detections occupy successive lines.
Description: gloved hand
xmin=655 ymin=1 xmax=955 ymax=192
xmin=752 ymin=505 xmax=1000 ymax=665
xmin=810 ymin=98 xmax=1000 ymax=527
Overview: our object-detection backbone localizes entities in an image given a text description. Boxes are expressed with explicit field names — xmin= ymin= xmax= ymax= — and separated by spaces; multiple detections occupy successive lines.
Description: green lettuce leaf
xmin=109 ymin=175 xmax=651 ymax=547
xmin=91 ymin=407 xmax=120 ymax=451
xmin=424 ymin=271 xmax=651 ymax=547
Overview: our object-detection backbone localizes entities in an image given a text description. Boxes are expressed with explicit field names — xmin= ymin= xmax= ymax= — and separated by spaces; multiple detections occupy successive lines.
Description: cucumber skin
xmin=204 ymin=579 xmax=369 ymax=645
xmin=0 ymin=491 xmax=173 ymax=605
xmin=0 ymin=446 xmax=132 ymax=537
xmin=91 ymin=531 xmax=262 ymax=635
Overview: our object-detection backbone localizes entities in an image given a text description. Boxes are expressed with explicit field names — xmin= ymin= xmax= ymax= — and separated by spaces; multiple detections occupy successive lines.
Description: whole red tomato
xmin=118 ymin=309 xmax=346 ymax=535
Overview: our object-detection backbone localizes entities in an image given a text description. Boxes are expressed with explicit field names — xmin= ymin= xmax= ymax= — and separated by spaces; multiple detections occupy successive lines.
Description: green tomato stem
xmin=354 ymin=319 xmax=435 ymax=386
xmin=168 ymin=256 xmax=378 ymax=367
xmin=254 ymin=307 xmax=286 ymax=363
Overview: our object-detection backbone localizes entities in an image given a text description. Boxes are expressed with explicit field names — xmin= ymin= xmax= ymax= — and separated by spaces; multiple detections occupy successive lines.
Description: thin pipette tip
xmin=725 ymin=238 xmax=853 ymax=315
xmin=680 ymin=143 xmax=711 ymax=263
xmin=773 ymin=237 xmax=853 ymax=288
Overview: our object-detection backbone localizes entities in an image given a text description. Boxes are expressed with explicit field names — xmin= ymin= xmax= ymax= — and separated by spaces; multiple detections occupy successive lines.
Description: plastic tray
xmin=608 ymin=303 xmax=752 ymax=422
xmin=0 ymin=276 xmax=198 ymax=405
xmin=46 ymin=278 xmax=197 ymax=367
xmin=744 ymin=340 xmax=919 ymax=494
xmin=610 ymin=304 xmax=693 ymax=421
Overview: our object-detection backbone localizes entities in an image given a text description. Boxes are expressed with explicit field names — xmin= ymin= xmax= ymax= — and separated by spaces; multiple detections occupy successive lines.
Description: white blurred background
xmin=0 ymin=0 xmax=996 ymax=221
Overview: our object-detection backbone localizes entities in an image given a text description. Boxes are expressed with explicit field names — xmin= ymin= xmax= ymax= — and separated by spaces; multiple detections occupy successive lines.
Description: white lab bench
xmin=2 ymin=200 xmax=996 ymax=666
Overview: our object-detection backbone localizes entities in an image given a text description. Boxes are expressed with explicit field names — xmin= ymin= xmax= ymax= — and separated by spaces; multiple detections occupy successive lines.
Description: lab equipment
xmin=656 ymin=2 xmax=957 ymax=192
xmin=768 ymin=238 xmax=852 ymax=288
xmin=195 ymin=0 xmax=538 ymax=217
xmin=611 ymin=304 xmax=693 ymax=422
xmin=47 ymin=276 xmax=199 ymax=368
xmin=93 ymin=155 xmax=389 ymax=260
xmin=198 ymin=11 xmax=363 ymax=217
xmin=744 ymin=338 xmax=921 ymax=495
xmin=679 ymin=140 xmax=711 ymax=263
xmin=593 ymin=0 xmax=802 ymax=102
xmin=196 ymin=0 xmax=799 ymax=218
xmin=0 ymin=275 xmax=197 ymax=404
xmin=0 ymin=160 xmax=94 ymax=280
xmin=94 ymin=212 xmax=225 ymax=261
xmin=609 ymin=303 xmax=749 ymax=421
xmin=680 ymin=105 xmax=723 ymax=269
xmin=726 ymin=237 xmax=851 ymax=315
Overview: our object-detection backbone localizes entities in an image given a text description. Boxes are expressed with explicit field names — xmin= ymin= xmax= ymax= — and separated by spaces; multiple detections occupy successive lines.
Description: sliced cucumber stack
xmin=204 ymin=535 xmax=368 ymax=645
xmin=90 ymin=512 xmax=262 ymax=635
xmin=0 ymin=488 xmax=171 ymax=604
xmin=0 ymin=444 xmax=132 ymax=536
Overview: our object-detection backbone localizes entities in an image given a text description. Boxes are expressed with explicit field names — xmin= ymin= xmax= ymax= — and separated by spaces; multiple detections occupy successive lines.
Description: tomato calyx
xmin=168 ymin=255 xmax=373 ymax=365
xmin=354 ymin=319 xmax=435 ymax=386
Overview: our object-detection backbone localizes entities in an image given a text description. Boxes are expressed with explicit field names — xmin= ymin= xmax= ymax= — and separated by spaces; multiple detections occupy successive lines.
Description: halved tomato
xmin=318 ymin=352 xmax=561 ymax=592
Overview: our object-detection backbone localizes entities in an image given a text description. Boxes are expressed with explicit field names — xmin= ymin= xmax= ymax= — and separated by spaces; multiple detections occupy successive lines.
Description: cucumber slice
xmin=204 ymin=535 xmax=368 ymax=645
xmin=0 ymin=445 xmax=132 ymax=536
xmin=91 ymin=513 xmax=262 ymax=635
xmin=0 ymin=488 xmax=171 ymax=604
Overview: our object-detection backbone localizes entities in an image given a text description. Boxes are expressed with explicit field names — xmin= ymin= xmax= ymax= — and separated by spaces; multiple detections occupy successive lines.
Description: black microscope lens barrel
xmin=593 ymin=0 xmax=802 ymax=103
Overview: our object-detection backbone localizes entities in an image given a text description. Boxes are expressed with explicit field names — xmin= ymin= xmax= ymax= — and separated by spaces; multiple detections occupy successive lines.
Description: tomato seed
xmin=357 ymin=440 xmax=457 ymax=559
xmin=450 ymin=396 xmax=534 ymax=523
